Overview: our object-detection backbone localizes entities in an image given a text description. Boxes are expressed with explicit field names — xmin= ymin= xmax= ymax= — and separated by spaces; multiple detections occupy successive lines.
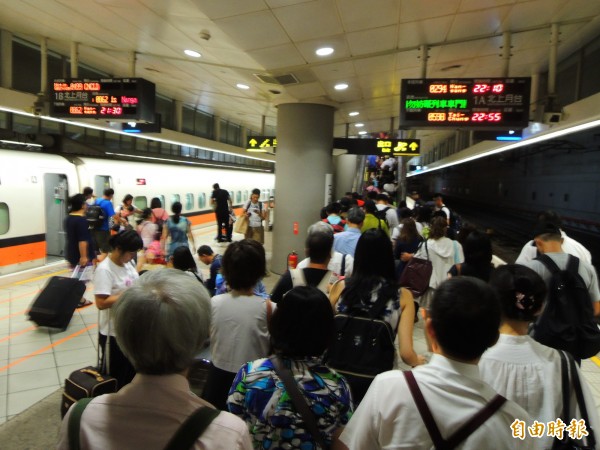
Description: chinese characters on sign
xmin=400 ymin=77 xmax=531 ymax=129
xmin=511 ymin=418 xmax=589 ymax=441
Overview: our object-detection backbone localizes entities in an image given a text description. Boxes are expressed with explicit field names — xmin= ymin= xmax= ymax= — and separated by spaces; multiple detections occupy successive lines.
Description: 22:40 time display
xmin=427 ymin=112 xmax=502 ymax=123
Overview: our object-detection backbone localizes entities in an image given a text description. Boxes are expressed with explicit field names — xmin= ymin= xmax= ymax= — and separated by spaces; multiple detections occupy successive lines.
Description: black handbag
xmin=399 ymin=241 xmax=433 ymax=298
xmin=552 ymin=351 xmax=596 ymax=450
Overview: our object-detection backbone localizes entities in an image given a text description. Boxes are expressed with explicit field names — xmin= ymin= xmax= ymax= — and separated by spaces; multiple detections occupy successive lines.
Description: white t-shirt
xmin=244 ymin=200 xmax=263 ymax=228
xmin=93 ymin=257 xmax=139 ymax=336
xmin=515 ymin=231 xmax=592 ymax=266
xmin=297 ymin=251 xmax=354 ymax=278
xmin=210 ymin=292 xmax=272 ymax=373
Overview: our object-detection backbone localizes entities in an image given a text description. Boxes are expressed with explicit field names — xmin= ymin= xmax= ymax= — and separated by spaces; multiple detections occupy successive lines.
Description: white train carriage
xmin=0 ymin=149 xmax=275 ymax=276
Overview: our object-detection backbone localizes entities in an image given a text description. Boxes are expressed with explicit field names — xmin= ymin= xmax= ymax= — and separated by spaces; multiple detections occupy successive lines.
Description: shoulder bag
xmin=399 ymin=241 xmax=433 ymax=298
xmin=552 ymin=351 xmax=597 ymax=449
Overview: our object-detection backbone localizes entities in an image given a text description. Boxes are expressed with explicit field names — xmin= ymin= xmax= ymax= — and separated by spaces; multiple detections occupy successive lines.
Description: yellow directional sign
xmin=333 ymin=138 xmax=420 ymax=156
xmin=247 ymin=136 xmax=277 ymax=152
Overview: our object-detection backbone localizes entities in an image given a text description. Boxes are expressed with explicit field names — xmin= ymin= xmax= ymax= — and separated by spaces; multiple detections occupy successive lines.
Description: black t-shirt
xmin=211 ymin=189 xmax=230 ymax=213
xmin=270 ymin=268 xmax=330 ymax=303
xmin=65 ymin=215 xmax=94 ymax=266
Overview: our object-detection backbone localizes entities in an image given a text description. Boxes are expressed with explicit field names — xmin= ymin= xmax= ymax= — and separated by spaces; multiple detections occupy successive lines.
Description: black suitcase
xmin=61 ymin=365 xmax=118 ymax=417
xmin=27 ymin=276 xmax=86 ymax=330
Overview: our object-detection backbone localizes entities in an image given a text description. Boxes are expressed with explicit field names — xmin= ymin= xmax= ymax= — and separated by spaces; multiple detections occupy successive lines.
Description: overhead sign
xmin=246 ymin=136 xmax=277 ymax=152
xmin=50 ymin=78 xmax=156 ymax=122
xmin=334 ymin=138 xmax=420 ymax=156
xmin=400 ymin=77 xmax=531 ymax=129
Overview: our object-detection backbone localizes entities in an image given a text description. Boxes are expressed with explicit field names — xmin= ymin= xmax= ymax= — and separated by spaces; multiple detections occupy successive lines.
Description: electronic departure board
xmin=50 ymin=78 xmax=156 ymax=122
xmin=400 ymin=78 xmax=531 ymax=129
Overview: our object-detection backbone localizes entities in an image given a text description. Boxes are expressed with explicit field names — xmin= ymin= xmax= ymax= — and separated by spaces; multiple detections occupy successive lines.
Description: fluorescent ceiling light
xmin=334 ymin=83 xmax=349 ymax=90
xmin=355 ymin=123 xmax=364 ymax=127
xmin=358 ymin=130 xmax=367 ymax=135
xmin=236 ymin=84 xmax=250 ymax=90
xmin=349 ymin=111 xmax=359 ymax=116
xmin=184 ymin=49 xmax=201 ymax=58
xmin=316 ymin=47 xmax=334 ymax=56
xmin=0 ymin=139 xmax=42 ymax=147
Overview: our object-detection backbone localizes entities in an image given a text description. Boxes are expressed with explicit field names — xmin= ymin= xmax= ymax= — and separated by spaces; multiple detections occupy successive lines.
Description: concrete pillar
xmin=40 ymin=37 xmax=48 ymax=95
xmin=1 ymin=30 xmax=12 ymax=88
xmin=70 ymin=42 xmax=79 ymax=78
xmin=334 ymin=154 xmax=358 ymax=200
xmin=173 ymin=100 xmax=183 ymax=132
xmin=271 ymin=103 xmax=334 ymax=273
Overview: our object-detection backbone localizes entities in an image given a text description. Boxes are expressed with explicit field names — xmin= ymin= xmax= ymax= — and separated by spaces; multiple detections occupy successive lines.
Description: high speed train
xmin=0 ymin=149 xmax=275 ymax=276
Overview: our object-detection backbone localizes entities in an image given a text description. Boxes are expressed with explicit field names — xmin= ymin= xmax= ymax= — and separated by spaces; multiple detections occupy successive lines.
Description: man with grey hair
xmin=271 ymin=222 xmax=336 ymax=303
xmin=333 ymin=207 xmax=364 ymax=257
xmin=297 ymin=221 xmax=354 ymax=278
xmin=58 ymin=270 xmax=252 ymax=450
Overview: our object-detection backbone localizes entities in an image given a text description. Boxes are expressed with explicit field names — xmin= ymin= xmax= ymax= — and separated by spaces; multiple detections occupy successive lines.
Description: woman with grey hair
xmin=58 ymin=269 xmax=252 ymax=450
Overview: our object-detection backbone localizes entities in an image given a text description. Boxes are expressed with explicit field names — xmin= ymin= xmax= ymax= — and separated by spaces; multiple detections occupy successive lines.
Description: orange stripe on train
xmin=0 ymin=242 xmax=46 ymax=267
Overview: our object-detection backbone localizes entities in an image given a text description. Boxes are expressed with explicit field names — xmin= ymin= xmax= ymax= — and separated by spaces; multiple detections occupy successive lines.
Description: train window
xmin=171 ymin=194 xmax=180 ymax=205
xmin=134 ymin=196 xmax=147 ymax=210
xmin=198 ymin=193 xmax=206 ymax=209
xmin=158 ymin=195 xmax=166 ymax=209
xmin=229 ymin=191 xmax=234 ymax=201
xmin=236 ymin=191 xmax=241 ymax=203
xmin=0 ymin=203 xmax=8 ymax=235
xmin=185 ymin=194 xmax=194 ymax=211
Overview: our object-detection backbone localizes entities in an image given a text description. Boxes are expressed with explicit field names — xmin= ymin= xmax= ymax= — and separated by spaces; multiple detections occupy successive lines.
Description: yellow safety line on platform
xmin=591 ymin=356 xmax=600 ymax=368
xmin=0 ymin=323 xmax=98 ymax=373
xmin=13 ymin=268 xmax=70 ymax=285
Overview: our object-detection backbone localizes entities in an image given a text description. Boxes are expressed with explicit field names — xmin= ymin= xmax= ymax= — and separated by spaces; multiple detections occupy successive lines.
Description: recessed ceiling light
xmin=349 ymin=111 xmax=359 ymax=116
xmin=184 ymin=49 xmax=201 ymax=58
xmin=236 ymin=83 xmax=250 ymax=90
xmin=358 ymin=130 xmax=368 ymax=135
xmin=355 ymin=123 xmax=364 ymax=127
xmin=334 ymin=83 xmax=349 ymax=90
xmin=316 ymin=47 xmax=334 ymax=56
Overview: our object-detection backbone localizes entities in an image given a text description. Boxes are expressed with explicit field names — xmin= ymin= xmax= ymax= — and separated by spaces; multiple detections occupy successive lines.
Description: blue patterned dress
xmin=227 ymin=357 xmax=353 ymax=449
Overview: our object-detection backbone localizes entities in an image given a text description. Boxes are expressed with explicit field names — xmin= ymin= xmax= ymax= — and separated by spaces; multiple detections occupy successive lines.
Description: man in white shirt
xmin=375 ymin=193 xmax=399 ymax=231
xmin=433 ymin=193 xmax=451 ymax=226
xmin=515 ymin=211 xmax=592 ymax=266
xmin=336 ymin=277 xmax=532 ymax=450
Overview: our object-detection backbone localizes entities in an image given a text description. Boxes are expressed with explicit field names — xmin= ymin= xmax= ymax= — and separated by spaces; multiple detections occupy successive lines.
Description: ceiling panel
xmin=311 ymin=61 xmax=357 ymax=82
xmin=346 ymin=25 xmax=399 ymax=56
xmin=272 ymin=0 xmax=344 ymax=41
xmin=214 ymin=10 xmax=290 ymax=52
xmin=458 ymin=0 xmax=517 ymax=13
xmin=447 ymin=7 xmax=510 ymax=41
xmin=188 ymin=0 xmax=267 ymax=20
xmin=338 ymin=0 xmax=400 ymax=32
xmin=399 ymin=0 xmax=461 ymax=23
xmin=396 ymin=16 xmax=454 ymax=49
xmin=295 ymin=35 xmax=351 ymax=63
xmin=502 ymin=0 xmax=567 ymax=30
xmin=247 ymin=44 xmax=306 ymax=70
xmin=283 ymin=82 xmax=328 ymax=100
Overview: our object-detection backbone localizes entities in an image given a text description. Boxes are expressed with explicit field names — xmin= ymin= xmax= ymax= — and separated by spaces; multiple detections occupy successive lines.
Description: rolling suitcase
xmin=27 ymin=276 xmax=86 ymax=330
xmin=61 ymin=311 xmax=118 ymax=417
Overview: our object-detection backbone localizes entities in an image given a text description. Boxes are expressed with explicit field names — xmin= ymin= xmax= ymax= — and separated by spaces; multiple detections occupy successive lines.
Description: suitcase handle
xmin=80 ymin=369 xmax=105 ymax=382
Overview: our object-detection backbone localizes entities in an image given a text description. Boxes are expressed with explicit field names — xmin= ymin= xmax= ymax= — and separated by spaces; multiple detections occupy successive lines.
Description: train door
xmin=94 ymin=175 xmax=112 ymax=200
xmin=43 ymin=173 xmax=69 ymax=257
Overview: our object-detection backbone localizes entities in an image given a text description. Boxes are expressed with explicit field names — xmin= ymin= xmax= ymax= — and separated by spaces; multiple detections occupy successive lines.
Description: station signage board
xmin=50 ymin=78 xmax=156 ymax=122
xmin=246 ymin=137 xmax=420 ymax=156
xmin=246 ymin=136 xmax=277 ymax=152
xmin=400 ymin=77 xmax=531 ymax=129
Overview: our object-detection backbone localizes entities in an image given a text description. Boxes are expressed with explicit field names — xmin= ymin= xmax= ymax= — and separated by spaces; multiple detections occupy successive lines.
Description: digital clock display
xmin=400 ymin=77 xmax=531 ymax=129
xmin=50 ymin=78 xmax=155 ymax=122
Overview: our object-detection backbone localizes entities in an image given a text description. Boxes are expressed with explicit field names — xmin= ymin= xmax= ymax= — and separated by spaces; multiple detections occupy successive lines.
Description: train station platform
xmin=1 ymin=223 xmax=600 ymax=448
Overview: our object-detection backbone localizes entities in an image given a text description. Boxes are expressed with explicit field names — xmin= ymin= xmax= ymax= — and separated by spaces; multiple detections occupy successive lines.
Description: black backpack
xmin=374 ymin=206 xmax=391 ymax=228
xmin=532 ymin=254 xmax=600 ymax=360
xmin=326 ymin=285 xmax=396 ymax=378
xmin=85 ymin=203 xmax=105 ymax=229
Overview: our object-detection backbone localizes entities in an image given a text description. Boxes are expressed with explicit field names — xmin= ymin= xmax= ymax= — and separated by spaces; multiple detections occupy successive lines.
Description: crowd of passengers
xmin=59 ymin=188 xmax=600 ymax=449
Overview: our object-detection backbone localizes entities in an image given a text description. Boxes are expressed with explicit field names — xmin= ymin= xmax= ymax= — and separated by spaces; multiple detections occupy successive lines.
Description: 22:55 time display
xmin=471 ymin=112 xmax=502 ymax=122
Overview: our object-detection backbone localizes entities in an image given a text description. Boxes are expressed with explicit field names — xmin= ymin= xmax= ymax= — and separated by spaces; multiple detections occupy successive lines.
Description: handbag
xmin=552 ymin=351 xmax=597 ymax=449
xmin=399 ymin=241 xmax=433 ymax=298
xmin=233 ymin=213 xmax=249 ymax=234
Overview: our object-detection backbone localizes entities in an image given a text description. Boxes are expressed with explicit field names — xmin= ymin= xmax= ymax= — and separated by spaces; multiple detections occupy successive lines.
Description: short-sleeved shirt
xmin=93 ymin=257 xmax=139 ymax=336
xmin=166 ymin=216 xmax=190 ymax=255
xmin=205 ymin=254 xmax=222 ymax=295
xmin=210 ymin=292 xmax=271 ymax=372
xmin=244 ymin=200 xmax=263 ymax=228
xmin=270 ymin=268 xmax=331 ymax=304
xmin=64 ymin=214 xmax=94 ymax=266
xmin=211 ymin=189 xmax=231 ymax=213
xmin=228 ymin=357 xmax=353 ymax=449
xmin=525 ymin=252 xmax=600 ymax=302
xmin=96 ymin=198 xmax=115 ymax=231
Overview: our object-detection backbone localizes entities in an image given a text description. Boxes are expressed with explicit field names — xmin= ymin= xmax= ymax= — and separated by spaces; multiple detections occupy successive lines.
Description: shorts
xmin=93 ymin=230 xmax=111 ymax=254
xmin=245 ymin=226 xmax=264 ymax=244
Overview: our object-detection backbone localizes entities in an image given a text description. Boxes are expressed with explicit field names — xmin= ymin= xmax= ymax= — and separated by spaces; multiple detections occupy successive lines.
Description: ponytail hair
xmin=171 ymin=202 xmax=182 ymax=224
